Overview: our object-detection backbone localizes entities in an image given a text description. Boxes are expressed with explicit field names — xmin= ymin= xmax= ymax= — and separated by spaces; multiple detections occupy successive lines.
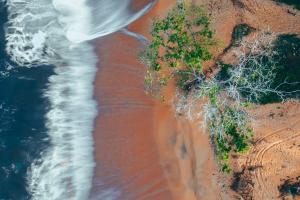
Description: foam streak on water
xmin=4 ymin=0 xmax=154 ymax=199
xmin=28 ymin=42 xmax=98 ymax=200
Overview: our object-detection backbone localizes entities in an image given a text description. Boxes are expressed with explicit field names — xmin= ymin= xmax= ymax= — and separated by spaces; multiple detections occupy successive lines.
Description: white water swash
xmin=4 ymin=0 xmax=155 ymax=199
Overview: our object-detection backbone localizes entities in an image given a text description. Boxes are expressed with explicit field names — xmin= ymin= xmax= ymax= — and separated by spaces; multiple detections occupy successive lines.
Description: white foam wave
xmin=5 ymin=0 xmax=59 ymax=66
xmin=4 ymin=0 xmax=154 ymax=199
xmin=52 ymin=0 xmax=155 ymax=43
xmin=5 ymin=0 xmax=154 ymax=66
xmin=28 ymin=43 xmax=98 ymax=200
xmin=81 ymin=0 xmax=155 ymax=43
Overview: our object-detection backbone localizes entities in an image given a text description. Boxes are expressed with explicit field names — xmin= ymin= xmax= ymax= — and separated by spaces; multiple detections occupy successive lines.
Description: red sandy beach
xmin=90 ymin=1 xmax=174 ymax=199
xmin=91 ymin=31 xmax=174 ymax=199
xmin=90 ymin=1 xmax=221 ymax=199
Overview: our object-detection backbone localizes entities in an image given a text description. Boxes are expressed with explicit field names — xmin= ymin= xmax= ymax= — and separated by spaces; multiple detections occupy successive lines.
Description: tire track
xmin=244 ymin=115 xmax=300 ymax=199
xmin=253 ymin=132 xmax=300 ymax=199
xmin=246 ymin=117 xmax=300 ymax=166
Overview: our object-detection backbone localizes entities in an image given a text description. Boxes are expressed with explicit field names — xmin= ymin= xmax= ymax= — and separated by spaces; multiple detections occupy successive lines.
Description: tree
xmin=143 ymin=2 xmax=299 ymax=173
xmin=141 ymin=2 xmax=215 ymax=92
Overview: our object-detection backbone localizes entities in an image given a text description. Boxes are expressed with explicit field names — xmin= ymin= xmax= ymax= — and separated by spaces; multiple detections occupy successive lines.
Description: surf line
xmin=4 ymin=0 xmax=156 ymax=199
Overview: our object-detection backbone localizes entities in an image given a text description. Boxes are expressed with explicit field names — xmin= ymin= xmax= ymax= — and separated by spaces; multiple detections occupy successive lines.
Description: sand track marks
xmin=245 ymin=113 xmax=300 ymax=199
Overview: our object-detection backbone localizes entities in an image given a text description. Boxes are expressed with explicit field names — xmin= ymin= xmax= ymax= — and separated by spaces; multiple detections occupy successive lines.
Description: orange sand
xmin=90 ymin=31 xmax=173 ymax=199
xmin=90 ymin=1 xmax=222 ymax=199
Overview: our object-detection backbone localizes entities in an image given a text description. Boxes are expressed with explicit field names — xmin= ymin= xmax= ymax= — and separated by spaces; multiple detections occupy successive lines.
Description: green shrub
xmin=232 ymin=24 xmax=255 ymax=45
xmin=141 ymin=2 xmax=215 ymax=90
xmin=206 ymin=95 xmax=252 ymax=173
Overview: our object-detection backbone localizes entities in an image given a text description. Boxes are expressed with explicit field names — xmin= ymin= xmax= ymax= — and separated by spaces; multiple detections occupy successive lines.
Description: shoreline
xmin=90 ymin=1 xmax=174 ymax=199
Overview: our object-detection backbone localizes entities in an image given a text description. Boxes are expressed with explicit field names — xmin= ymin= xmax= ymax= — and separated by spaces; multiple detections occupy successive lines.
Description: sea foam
xmin=4 ymin=0 xmax=154 ymax=199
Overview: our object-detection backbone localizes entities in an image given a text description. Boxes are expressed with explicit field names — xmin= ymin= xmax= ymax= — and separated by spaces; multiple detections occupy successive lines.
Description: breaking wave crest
xmin=28 ymin=42 xmax=98 ymax=200
xmin=4 ymin=0 xmax=154 ymax=199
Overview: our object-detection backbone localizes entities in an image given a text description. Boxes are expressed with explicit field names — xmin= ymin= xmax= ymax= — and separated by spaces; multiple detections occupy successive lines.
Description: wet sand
xmin=90 ymin=1 xmax=175 ymax=199
xmin=91 ymin=32 xmax=172 ymax=199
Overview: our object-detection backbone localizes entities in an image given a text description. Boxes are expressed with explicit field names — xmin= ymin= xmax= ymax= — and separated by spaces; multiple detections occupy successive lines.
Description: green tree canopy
xmin=142 ymin=2 xmax=215 ymax=90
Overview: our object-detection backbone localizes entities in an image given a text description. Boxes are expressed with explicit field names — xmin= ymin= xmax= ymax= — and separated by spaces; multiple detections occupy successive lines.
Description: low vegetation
xmin=204 ymin=100 xmax=252 ymax=172
xmin=141 ymin=2 xmax=299 ymax=172
xmin=231 ymin=169 xmax=254 ymax=199
xmin=140 ymin=2 xmax=215 ymax=92
xmin=278 ymin=177 xmax=300 ymax=198
xmin=231 ymin=24 xmax=255 ymax=46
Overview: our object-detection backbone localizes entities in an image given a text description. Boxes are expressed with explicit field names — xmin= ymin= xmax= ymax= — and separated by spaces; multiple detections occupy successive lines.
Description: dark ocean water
xmin=0 ymin=2 xmax=54 ymax=199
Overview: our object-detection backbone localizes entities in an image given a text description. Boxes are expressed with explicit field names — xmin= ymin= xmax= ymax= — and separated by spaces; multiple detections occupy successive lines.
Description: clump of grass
xmin=278 ymin=177 xmax=300 ymax=198
xmin=232 ymin=24 xmax=255 ymax=45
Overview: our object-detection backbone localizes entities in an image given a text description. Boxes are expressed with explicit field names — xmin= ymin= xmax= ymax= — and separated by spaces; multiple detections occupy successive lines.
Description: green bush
xmin=141 ymin=2 xmax=215 ymax=90
xmin=232 ymin=24 xmax=255 ymax=45
xmin=206 ymin=95 xmax=252 ymax=173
